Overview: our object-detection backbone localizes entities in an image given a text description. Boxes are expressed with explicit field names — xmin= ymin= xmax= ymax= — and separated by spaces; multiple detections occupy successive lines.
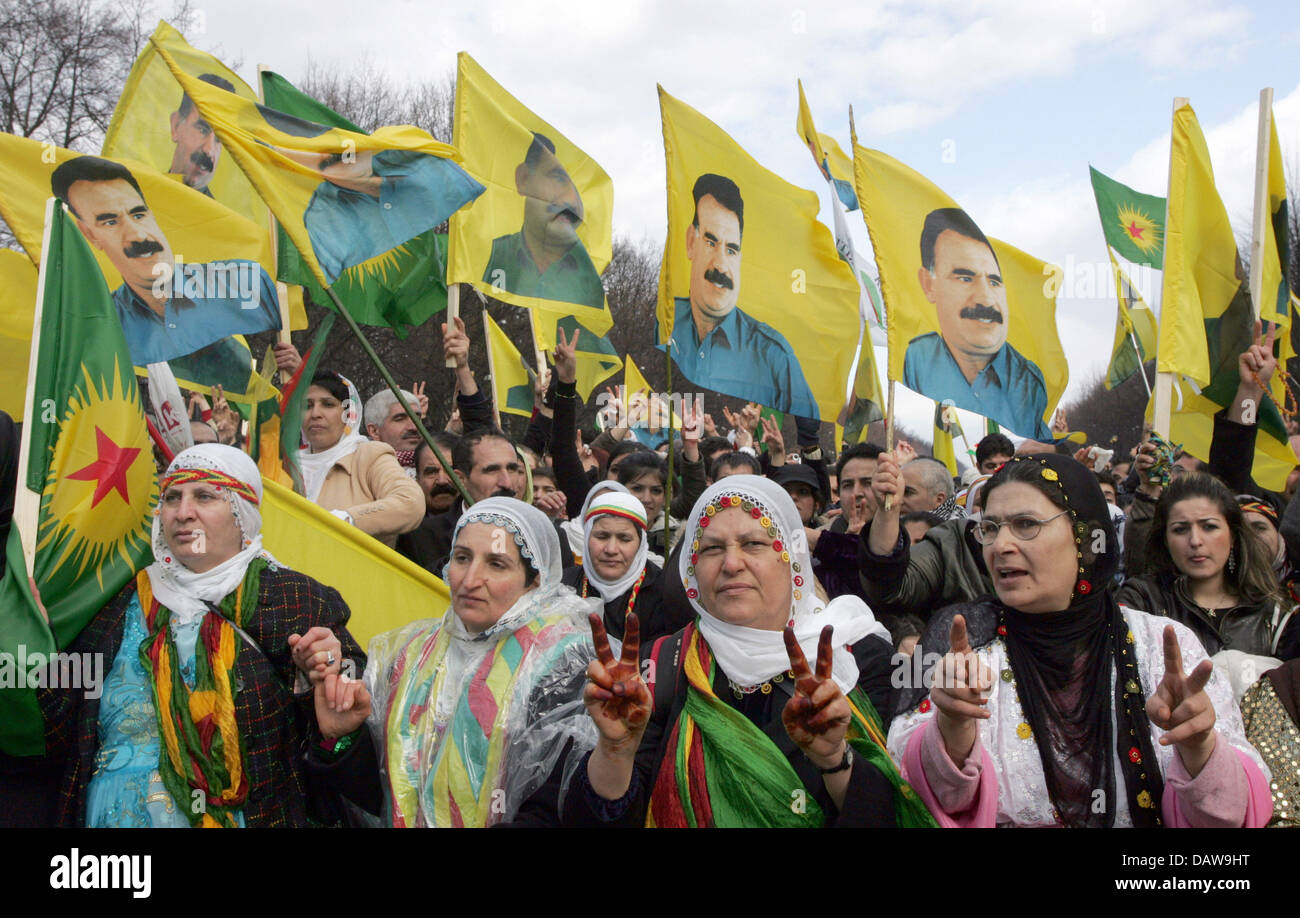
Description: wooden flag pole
xmin=664 ymin=340 xmax=674 ymax=551
xmin=324 ymin=284 xmax=473 ymax=506
xmin=882 ymin=380 xmax=897 ymax=511
xmin=13 ymin=198 xmax=57 ymax=579
xmin=1152 ymin=96 xmax=1189 ymax=439
xmin=1248 ymin=87 xmax=1274 ymax=324
xmin=445 ymin=283 xmax=461 ymax=368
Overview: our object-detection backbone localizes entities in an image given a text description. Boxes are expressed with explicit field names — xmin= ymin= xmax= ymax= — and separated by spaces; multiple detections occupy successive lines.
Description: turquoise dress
xmin=85 ymin=594 xmax=246 ymax=828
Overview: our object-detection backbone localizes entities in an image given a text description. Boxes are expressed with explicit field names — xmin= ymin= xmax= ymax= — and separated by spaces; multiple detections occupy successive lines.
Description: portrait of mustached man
xmin=903 ymin=207 xmax=1050 ymax=440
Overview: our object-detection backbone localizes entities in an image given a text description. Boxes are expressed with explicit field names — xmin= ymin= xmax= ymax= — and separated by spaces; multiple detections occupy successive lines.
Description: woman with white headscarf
xmin=563 ymin=475 xmax=937 ymax=827
xmin=36 ymin=445 xmax=376 ymax=827
xmin=299 ymin=369 xmax=424 ymax=548
xmin=561 ymin=482 xmax=692 ymax=648
xmin=325 ymin=497 xmax=600 ymax=827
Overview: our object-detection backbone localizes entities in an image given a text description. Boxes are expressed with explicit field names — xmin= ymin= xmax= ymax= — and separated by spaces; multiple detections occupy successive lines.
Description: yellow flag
xmin=151 ymin=39 xmax=484 ymax=292
xmin=0 ymin=134 xmax=280 ymax=401
xmin=1105 ymin=250 xmax=1158 ymax=390
xmin=1258 ymin=111 xmax=1291 ymax=337
xmin=796 ymin=80 xmax=858 ymax=212
xmin=485 ymin=312 xmax=536 ymax=418
xmin=1149 ymin=386 xmax=1298 ymax=492
xmin=0 ymin=249 xmax=37 ymax=420
xmin=657 ymin=87 xmax=857 ymax=422
xmin=449 ymin=52 xmax=614 ymax=341
xmin=261 ymin=478 xmax=449 ymax=651
xmin=102 ymin=21 xmax=306 ymax=332
xmin=853 ymin=143 xmax=1066 ymax=441
xmin=932 ymin=402 xmax=959 ymax=477
xmin=1159 ymin=102 xmax=1250 ymax=388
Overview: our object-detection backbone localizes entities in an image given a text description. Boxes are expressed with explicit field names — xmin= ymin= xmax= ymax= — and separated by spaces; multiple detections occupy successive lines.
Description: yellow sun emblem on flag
xmin=1115 ymin=205 xmax=1162 ymax=256
xmin=37 ymin=356 xmax=156 ymax=588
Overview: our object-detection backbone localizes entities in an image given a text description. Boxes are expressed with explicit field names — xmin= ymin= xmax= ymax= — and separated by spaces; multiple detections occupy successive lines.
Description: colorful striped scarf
xmin=136 ymin=558 xmax=265 ymax=828
xmin=384 ymin=610 xmax=578 ymax=827
xmin=647 ymin=625 xmax=937 ymax=828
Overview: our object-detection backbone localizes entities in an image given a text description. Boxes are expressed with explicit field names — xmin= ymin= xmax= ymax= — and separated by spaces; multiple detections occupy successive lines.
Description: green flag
xmin=258 ymin=70 xmax=449 ymax=336
xmin=0 ymin=202 xmax=157 ymax=755
xmin=1089 ymin=166 xmax=1166 ymax=268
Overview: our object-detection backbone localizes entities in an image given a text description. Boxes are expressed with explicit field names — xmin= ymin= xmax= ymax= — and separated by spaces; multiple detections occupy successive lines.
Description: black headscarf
xmin=986 ymin=454 xmax=1163 ymax=827
xmin=900 ymin=455 xmax=1165 ymax=826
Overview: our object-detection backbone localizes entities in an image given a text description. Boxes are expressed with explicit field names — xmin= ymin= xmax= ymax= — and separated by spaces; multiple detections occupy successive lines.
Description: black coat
xmin=561 ymin=561 xmax=692 ymax=645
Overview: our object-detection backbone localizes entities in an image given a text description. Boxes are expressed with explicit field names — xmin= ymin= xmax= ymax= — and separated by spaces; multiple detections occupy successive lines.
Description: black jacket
xmin=1116 ymin=570 xmax=1283 ymax=658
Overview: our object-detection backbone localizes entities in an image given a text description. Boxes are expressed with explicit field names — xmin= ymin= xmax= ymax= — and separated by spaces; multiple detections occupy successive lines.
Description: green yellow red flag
xmin=1088 ymin=166 xmax=1166 ymax=269
xmin=0 ymin=201 xmax=157 ymax=755
xmin=1105 ymin=251 xmax=1158 ymax=391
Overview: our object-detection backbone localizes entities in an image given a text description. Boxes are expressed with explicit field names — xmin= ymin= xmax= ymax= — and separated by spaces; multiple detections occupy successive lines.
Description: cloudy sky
xmin=200 ymin=0 xmax=1300 ymax=448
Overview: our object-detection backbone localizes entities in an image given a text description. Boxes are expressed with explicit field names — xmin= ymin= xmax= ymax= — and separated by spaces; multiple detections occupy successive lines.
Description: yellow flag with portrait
xmin=151 ymin=40 xmax=484 ymax=295
xmin=0 ymin=133 xmax=279 ymax=403
xmin=657 ymin=87 xmax=858 ymax=422
xmin=448 ymin=52 xmax=617 ymax=399
xmin=853 ymin=143 xmax=1066 ymax=441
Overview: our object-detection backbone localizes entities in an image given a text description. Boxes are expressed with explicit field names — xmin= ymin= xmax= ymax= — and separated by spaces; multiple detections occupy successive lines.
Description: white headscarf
xmin=679 ymin=475 xmax=888 ymax=693
xmin=147 ymin=444 xmax=277 ymax=629
xmin=298 ymin=371 xmax=366 ymax=502
xmin=446 ymin=497 xmax=590 ymax=639
xmin=580 ymin=483 xmax=649 ymax=603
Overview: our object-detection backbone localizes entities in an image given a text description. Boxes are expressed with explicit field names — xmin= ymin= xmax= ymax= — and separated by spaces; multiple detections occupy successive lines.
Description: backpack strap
xmin=646 ymin=625 xmax=688 ymax=714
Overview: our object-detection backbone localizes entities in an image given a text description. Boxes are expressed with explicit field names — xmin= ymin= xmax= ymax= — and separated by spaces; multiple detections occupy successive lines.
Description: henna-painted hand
xmin=584 ymin=612 xmax=651 ymax=752
xmin=782 ymin=625 xmax=852 ymax=768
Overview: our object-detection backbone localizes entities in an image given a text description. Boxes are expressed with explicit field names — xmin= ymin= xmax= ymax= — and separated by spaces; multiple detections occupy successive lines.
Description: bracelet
xmin=816 ymin=743 xmax=853 ymax=775
xmin=317 ymin=732 xmax=356 ymax=758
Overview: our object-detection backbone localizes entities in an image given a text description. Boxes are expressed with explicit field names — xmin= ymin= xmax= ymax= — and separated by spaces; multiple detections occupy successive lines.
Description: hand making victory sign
xmin=1146 ymin=624 xmax=1218 ymax=777
xmin=584 ymin=612 xmax=651 ymax=800
xmin=782 ymin=625 xmax=851 ymax=762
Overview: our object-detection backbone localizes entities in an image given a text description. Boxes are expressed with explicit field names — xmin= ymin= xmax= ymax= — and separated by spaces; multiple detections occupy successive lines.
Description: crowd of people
xmin=2 ymin=320 xmax=1297 ymax=829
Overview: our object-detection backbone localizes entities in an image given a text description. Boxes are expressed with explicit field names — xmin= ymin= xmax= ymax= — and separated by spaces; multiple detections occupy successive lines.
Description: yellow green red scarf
xmin=136 ymin=558 xmax=264 ymax=828
xmin=646 ymin=624 xmax=936 ymax=828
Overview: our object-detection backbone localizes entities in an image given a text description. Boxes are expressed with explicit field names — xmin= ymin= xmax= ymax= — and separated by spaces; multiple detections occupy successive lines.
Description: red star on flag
xmin=1126 ymin=221 xmax=1145 ymax=240
xmin=66 ymin=426 xmax=142 ymax=507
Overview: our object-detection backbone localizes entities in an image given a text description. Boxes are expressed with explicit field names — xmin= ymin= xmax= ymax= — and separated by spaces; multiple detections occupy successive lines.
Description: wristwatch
xmin=817 ymin=743 xmax=853 ymax=775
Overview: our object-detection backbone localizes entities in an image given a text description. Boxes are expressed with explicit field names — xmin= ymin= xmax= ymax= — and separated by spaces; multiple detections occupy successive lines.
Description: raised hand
xmin=893 ymin=439 xmax=917 ymax=466
xmin=760 ymin=414 xmax=785 ymax=461
xmin=441 ymin=316 xmax=470 ymax=368
xmin=584 ymin=612 xmax=651 ymax=750
xmin=533 ymin=488 xmax=568 ymax=521
xmin=782 ymin=625 xmax=852 ymax=768
xmin=680 ymin=395 xmax=704 ymax=443
xmin=410 ymin=380 xmax=428 ymax=419
xmin=273 ymin=341 xmax=303 ymax=376
xmin=210 ymin=385 xmax=239 ymax=446
xmin=553 ymin=326 xmax=579 ymax=385
xmin=1051 ymin=408 xmax=1069 ymax=436
xmin=871 ymin=451 xmax=904 ymax=513
xmin=701 ymin=412 xmax=718 ymax=437
xmin=1147 ymin=625 xmax=1217 ymax=775
xmin=930 ymin=614 xmax=992 ymax=766
xmin=739 ymin=401 xmax=762 ymax=434
xmin=312 ymin=671 xmax=371 ymax=741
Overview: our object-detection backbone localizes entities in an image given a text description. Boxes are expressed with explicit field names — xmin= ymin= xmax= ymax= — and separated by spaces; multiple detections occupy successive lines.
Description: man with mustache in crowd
xmin=903 ymin=207 xmax=1050 ymax=440
xmin=668 ymin=173 xmax=818 ymax=419
xmin=50 ymin=155 xmax=280 ymax=372
xmin=482 ymin=132 xmax=605 ymax=309
xmin=168 ymin=73 xmax=234 ymax=196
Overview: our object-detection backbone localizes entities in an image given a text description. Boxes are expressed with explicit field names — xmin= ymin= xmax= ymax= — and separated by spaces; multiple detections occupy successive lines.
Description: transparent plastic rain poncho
xmin=364 ymin=498 xmax=601 ymax=827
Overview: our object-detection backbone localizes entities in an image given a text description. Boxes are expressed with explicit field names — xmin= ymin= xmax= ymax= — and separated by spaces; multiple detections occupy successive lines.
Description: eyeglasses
xmin=971 ymin=510 xmax=1070 ymax=544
